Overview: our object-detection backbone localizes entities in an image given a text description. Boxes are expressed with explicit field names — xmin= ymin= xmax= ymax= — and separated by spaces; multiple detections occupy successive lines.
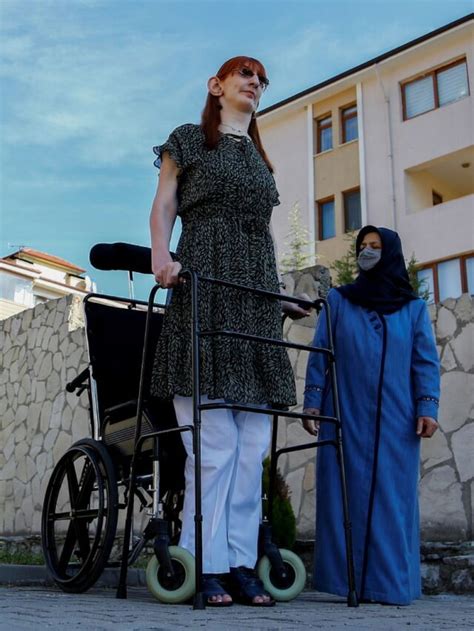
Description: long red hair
xmin=201 ymin=56 xmax=274 ymax=172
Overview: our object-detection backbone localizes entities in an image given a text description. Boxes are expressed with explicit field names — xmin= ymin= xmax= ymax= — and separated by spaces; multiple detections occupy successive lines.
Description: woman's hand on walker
xmin=302 ymin=408 xmax=320 ymax=436
xmin=416 ymin=416 xmax=438 ymax=438
xmin=153 ymin=256 xmax=183 ymax=288
xmin=281 ymin=292 xmax=312 ymax=320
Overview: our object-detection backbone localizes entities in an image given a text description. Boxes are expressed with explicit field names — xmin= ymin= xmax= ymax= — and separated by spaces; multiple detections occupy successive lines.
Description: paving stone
xmin=286 ymin=466 xmax=305 ymax=518
xmin=453 ymin=293 xmax=473 ymax=323
xmin=438 ymin=372 xmax=474 ymax=433
xmin=422 ymin=429 xmax=452 ymax=470
xmin=298 ymin=484 xmax=315 ymax=538
xmin=436 ymin=307 xmax=457 ymax=339
xmin=288 ymin=323 xmax=314 ymax=346
xmin=44 ymin=429 xmax=59 ymax=452
xmin=38 ymin=353 xmax=53 ymax=380
xmin=420 ymin=465 xmax=467 ymax=540
xmin=450 ymin=323 xmax=474 ymax=372
xmin=451 ymin=423 xmax=474 ymax=482
xmin=440 ymin=343 xmax=457 ymax=371
xmin=39 ymin=400 xmax=53 ymax=434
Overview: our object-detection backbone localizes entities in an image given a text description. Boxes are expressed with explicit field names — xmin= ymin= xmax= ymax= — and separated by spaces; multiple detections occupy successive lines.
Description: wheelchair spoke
xmin=74 ymin=520 xmax=91 ymax=561
xmin=66 ymin=461 xmax=79 ymax=510
xmin=58 ymin=522 xmax=78 ymax=573
xmin=50 ymin=511 xmax=74 ymax=522
xmin=73 ymin=508 xmax=100 ymax=520
xmin=76 ymin=461 xmax=95 ymax=509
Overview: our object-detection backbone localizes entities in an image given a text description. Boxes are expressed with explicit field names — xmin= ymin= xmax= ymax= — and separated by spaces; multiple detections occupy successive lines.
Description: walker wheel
xmin=257 ymin=548 xmax=306 ymax=601
xmin=146 ymin=546 xmax=195 ymax=604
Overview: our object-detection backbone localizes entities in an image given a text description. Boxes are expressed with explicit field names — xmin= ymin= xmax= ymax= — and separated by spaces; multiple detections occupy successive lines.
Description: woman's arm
xmin=150 ymin=152 xmax=182 ymax=287
xmin=411 ymin=302 xmax=441 ymax=438
xmin=302 ymin=290 xmax=339 ymax=434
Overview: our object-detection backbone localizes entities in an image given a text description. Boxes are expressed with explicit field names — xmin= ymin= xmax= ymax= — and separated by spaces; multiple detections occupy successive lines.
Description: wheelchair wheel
xmin=146 ymin=546 xmax=195 ymax=604
xmin=257 ymin=549 xmax=306 ymax=601
xmin=41 ymin=439 xmax=118 ymax=593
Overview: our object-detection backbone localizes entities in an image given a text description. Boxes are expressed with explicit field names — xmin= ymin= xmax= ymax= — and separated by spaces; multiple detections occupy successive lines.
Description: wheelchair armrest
xmin=66 ymin=367 xmax=90 ymax=393
xmin=103 ymin=400 xmax=138 ymax=424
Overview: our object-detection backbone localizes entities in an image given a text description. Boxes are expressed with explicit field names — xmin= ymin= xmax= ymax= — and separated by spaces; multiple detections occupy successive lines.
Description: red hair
xmin=201 ymin=56 xmax=274 ymax=172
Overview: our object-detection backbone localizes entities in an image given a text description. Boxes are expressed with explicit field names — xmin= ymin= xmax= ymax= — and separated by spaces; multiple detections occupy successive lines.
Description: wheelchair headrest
xmin=90 ymin=242 xmax=153 ymax=274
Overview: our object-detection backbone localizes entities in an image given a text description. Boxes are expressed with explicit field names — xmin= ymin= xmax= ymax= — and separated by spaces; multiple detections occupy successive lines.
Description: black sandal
xmin=202 ymin=574 xmax=233 ymax=607
xmin=228 ymin=566 xmax=275 ymax=607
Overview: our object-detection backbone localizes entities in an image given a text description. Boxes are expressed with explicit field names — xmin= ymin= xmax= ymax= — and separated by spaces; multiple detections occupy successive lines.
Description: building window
xmin=438 ymin=259 xmax=462 ymax=302
xmin=0 ymin=272 xmax=34 ymax=307
xmin=432 ymin=190 xmax=443 ymax=205
xmin=466 ymin=256 xmax=474 ymax=295
xmin=402 ymin=58 xmax=469 ymax=120
xmin=343 ymin=188 xmax=362 ymax=232
xmin=417 ymin=253 xmax=473 ymax=303
xmin=316 ymin=115 xmax=332 ymax=153
xmin=317 ymin=197 xmax=335 ymax=240
xmin=341 ymin=105 xmax=358 ymax=143
xmin=417 ymin=268 xmax=435 ymax=304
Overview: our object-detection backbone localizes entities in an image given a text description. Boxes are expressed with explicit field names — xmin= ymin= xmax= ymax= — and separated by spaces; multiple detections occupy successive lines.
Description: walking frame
xmin=115 ymin=268 xmax=359 ymax=609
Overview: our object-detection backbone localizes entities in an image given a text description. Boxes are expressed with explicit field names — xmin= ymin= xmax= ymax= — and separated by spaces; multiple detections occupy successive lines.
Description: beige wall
xmin=362 ymin=23 xmax=474 ymax=264
xmin=260 ymin=20 xmax=474 ymax=275
xmin=260 ymin=108 xmax=309 ymax=268
xmin=312 ymin=87 xmax=359 ymax=266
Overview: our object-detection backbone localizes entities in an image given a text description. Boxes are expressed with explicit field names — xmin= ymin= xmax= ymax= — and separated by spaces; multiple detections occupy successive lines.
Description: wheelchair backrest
xmin=83 ymin=297 xmax=163 ymax=424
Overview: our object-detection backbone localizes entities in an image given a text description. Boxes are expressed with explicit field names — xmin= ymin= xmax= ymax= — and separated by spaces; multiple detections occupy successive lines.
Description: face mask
xmin=358 ymin=246 xmax=382 ymax=271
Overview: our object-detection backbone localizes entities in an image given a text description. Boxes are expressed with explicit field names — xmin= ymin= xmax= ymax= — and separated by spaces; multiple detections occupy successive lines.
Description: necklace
xmin=220 ymin=122 xmax=248 ymax=136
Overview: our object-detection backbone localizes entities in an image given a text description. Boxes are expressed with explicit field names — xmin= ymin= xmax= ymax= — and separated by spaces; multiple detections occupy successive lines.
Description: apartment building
xmin=259 ymin=14 xmax=474 ymax=303
xmin=0 ymin=248 xmax=95 ymax=320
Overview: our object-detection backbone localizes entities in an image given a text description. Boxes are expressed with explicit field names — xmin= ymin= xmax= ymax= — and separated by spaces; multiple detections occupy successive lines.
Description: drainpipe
xmin=306 ymin=104 xmax=316 ymax=261
xmin=356 ymin=82 xmax=368 ymax=226
xmin=374 ymin=63 xmax=397 ymax=230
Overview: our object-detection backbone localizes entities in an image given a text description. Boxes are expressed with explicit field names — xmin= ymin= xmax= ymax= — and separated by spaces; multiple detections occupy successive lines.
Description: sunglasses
xmin=237 ymin=67 xmax=270 ymax=91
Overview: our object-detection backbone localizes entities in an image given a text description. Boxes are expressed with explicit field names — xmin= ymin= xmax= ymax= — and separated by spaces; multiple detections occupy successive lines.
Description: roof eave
xmin=258 ymin=13 xmax=474 ymax=122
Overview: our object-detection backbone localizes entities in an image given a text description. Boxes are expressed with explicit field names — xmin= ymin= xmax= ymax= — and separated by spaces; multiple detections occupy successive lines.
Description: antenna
xmin=7 ymin=243 xmax=27 ymax=251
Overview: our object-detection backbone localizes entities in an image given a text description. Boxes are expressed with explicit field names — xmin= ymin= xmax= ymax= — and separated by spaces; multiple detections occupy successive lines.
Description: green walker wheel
xmin=146 ymin=546 xmax=195 ymax=604
xmin=257 ymin=548 xmax=306 ymax=602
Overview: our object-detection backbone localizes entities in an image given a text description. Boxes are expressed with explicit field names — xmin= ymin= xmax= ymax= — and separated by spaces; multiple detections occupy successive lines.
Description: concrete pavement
xmin=0 ymin=586 xmax=473 ymax=631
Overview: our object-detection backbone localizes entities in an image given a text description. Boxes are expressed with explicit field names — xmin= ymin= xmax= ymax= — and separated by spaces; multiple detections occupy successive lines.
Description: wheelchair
xmin=41 ymin=242 xmax=358 ymax=609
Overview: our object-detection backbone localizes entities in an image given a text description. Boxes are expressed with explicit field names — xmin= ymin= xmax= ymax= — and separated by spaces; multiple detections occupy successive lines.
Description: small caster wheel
xmin=146 ymin=546 xmax=195 ymax=604
xmin=257 ymin=548 xmax=306 ymax=602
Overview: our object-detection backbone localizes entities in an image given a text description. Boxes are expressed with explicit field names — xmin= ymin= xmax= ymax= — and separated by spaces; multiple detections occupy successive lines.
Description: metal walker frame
xmin=116 ymin=270 xmax=359 ymax=609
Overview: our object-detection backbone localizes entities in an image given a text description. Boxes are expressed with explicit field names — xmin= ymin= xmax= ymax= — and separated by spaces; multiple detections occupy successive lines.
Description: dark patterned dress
xmin=150 ymin=123 xmax=296 ymax=406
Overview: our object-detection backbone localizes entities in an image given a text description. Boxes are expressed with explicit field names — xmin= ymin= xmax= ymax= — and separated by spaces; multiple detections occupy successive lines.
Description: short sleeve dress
xmin=150 ymin=123 xmax=296 ymax=407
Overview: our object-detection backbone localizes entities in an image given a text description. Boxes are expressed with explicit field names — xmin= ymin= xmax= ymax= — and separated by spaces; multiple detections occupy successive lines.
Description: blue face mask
xmin=358 ymin=246 xmax=382 ymax=271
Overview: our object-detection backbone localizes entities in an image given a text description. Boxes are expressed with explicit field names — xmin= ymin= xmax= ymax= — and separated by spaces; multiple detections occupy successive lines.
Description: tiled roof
xmin=3 ymin=248 xmax=85 ymax=274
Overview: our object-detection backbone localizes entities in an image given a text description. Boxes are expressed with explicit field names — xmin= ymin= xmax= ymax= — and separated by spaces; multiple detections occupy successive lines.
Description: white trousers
xmin=173 ymin=395 xmax=271 ymax=574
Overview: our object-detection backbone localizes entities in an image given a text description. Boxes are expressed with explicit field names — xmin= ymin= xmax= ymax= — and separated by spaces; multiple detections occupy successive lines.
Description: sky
xmin=1 ymin=0 xmax=473 ymax=299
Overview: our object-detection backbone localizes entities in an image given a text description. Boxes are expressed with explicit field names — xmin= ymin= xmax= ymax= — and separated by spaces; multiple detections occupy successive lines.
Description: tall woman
xmin=149 ymin=57 xmax=308 ymax=606
xmin=303 ymin=225 xmax=440 ymax=605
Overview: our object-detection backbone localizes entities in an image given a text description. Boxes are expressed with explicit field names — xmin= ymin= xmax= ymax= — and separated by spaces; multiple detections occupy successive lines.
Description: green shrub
xmin=262 ymin=458 xmax=296 ymax=549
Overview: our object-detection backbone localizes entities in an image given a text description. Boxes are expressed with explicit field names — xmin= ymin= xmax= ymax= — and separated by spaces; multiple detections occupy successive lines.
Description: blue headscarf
xmin=336 ymin=225 xmax=417 ymax=315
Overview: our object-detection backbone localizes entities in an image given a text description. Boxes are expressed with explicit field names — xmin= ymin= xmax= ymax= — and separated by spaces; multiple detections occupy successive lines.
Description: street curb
xmin=0 ymin=564 xmax=146 ymax=588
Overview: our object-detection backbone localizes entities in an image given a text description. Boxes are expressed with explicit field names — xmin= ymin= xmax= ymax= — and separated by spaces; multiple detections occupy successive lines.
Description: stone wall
xmin=0 ymin=273 xmax=472 ymax=546
xmin=0 ymin=296 xmax=90 ymax=535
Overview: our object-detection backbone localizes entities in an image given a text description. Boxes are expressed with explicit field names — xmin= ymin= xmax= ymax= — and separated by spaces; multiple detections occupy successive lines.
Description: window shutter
xmin=438 ymin=258 xmax=462 ymax=301
xmin=437 ymin=62 xmax=469 ymax=106
xmin=405 ymin=76 xmax=435 ymax=119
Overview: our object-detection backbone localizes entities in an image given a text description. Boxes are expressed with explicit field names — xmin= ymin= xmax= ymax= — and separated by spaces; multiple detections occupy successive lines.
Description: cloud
xmin=264 ymin=19 xmax=437 ymax=102
xmin=0 ymin=3 xmax=207 ymax=166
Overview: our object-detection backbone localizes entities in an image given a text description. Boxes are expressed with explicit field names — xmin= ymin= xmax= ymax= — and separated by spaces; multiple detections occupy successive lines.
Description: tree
xmin=279 ymin=202 xmax=316 ymax=274
xmin=406 ymin=253 xmax=431 ymax=301
xmin=330 ymin=232 xmax=358 ymax=286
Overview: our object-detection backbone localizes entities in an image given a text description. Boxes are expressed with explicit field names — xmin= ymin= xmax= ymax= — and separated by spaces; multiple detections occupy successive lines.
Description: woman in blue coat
xmin=303 ymin=225 xmax=440 ymax=605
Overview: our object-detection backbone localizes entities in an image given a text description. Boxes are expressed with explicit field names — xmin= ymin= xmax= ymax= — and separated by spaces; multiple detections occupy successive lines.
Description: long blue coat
xmin=304 ymin=289 xmax=440 ymax=605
